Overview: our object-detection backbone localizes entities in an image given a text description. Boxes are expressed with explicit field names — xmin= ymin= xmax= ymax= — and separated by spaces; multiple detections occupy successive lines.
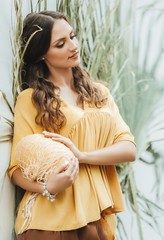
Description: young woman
xmin=8 ymin=11 xmax=136 ymax=240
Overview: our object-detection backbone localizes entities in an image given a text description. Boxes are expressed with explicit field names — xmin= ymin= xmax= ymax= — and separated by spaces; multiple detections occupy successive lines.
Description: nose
xmin=69 ymin=38 xmax=78 ymax=52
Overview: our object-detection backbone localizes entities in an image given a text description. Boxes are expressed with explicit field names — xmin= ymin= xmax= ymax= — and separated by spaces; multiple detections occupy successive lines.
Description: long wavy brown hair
xmin=21 ymin=11 xmax=107 ymax=132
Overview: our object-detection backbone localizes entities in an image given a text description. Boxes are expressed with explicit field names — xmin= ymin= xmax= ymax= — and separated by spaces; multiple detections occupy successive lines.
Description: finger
xmin=52 ymin=135 xmax=67 ymax=141
xmin=43 ymin=131 xmax=59 ymax=138
xmin=64 ymin=158 xmax=76 ymax=175
xmin=52 ymin=136 xmax=63 ymax=143
xmin=53 ymin=161 xmax=69 ymax=173
xmin=44 ymin=132 xmax=70 ymax=147
xmin=69 ymin=161 xmax=79 ymax=183
xmin=52 ymin=136 xmax=72 ymax=149
xmin=71 ymin=158 xmax=79 ymax=179
xmin=43 ymin=131 xmax=51 ymax=136
xmin=65 ymin=157 xmax=79 ymax=177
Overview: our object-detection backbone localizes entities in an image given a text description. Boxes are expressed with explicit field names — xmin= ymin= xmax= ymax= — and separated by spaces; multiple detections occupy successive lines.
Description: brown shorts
xmin=18 ymin=219 xmax=115 ymax=240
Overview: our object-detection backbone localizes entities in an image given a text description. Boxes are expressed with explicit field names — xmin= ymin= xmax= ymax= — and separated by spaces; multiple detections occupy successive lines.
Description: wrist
xmin=78 ymin=152 xmax=88 ymax=164
xmin=42 ymin=182 xmax=58 ymax=202
xmin=46 ymin=178 xmax=58 ymax=195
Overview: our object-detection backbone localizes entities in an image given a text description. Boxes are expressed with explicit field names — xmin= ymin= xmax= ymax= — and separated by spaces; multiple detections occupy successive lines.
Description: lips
xmin=69 ymin=51 xmax=79 ymax=59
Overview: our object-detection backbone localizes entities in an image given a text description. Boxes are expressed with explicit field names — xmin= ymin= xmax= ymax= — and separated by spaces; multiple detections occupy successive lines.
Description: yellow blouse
xmin=8 ymin=83 xmax=135 ymax=234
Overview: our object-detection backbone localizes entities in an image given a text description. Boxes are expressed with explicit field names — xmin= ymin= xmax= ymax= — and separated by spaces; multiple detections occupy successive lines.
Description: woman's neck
xmin=48 ymin=67 xmax=73 ymax=88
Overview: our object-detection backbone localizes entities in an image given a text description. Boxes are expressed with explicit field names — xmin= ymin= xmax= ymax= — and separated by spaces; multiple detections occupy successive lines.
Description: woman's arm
xmin=78 ymin=141 xmax=136 ymax=165
xmin=12 ymin=157 xmax=79 ymax=195
xmin=43 ymin=132 xmax=136 ymax=166
xmin=9 ymin=91 xmax=78 ymax=195
xmin=12 ymin=168 xmax=43 ymax=193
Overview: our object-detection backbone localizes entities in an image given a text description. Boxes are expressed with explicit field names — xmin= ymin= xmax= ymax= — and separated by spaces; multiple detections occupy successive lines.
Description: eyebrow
xmin=52 ymin=29 xmax=74 ymax=45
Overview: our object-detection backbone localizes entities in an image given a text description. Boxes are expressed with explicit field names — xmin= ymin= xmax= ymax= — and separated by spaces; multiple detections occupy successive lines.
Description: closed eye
xmin=70 ymin=34 xmax=77 ymax=40
xmin=56 ymin=35 xmax=77 ymax=48
xmin=56 ymin=43 xmax=65 ymax=48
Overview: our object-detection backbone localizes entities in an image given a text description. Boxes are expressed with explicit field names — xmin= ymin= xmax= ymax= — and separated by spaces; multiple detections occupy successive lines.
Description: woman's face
xmin=44 ymin=19 xmax=80 ymax=70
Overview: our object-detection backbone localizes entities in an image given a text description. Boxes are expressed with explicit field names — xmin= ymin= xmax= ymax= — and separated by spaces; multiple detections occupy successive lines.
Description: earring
xmin=42 ymin=57 xmax=45 ymax=61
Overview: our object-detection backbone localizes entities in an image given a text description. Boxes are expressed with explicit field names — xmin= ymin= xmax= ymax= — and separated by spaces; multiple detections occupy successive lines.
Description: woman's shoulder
xmin=94 ymin=81 xmax=111 ymax=98
xmin=15 ymin=88 xmax=34 ymax=109
xmin=94 ymin=81 xmax=117 ymax=108
xmin=17 ymin=88 xmax=33 ymax=100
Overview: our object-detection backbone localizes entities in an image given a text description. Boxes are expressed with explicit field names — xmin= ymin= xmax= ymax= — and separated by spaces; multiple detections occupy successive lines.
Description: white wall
xmin=0 ymin=0 xmax=15 ymax=239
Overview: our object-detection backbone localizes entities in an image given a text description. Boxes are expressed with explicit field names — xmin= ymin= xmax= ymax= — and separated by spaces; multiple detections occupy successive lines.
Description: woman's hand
xmin=43 ymin=131 xmax=80 ymax=194
xmin=43 ymin=132 xmax=136 ymax=167
xmin=11 ymin=157 xmax=79 ymax=196
xmin=46 ymin=156 xmax=79 ymax=195
xmin=43 ymin=131 xmax=83 ymax=159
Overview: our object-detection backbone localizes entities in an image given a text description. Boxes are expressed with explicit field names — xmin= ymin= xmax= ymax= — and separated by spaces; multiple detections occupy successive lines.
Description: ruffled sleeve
xmin=96 ymin=83 xmax=135 ymax=145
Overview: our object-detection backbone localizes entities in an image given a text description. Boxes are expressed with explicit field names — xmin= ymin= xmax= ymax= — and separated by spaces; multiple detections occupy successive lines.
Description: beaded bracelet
xmin=42 ymin=182 xmax=57 ymax=202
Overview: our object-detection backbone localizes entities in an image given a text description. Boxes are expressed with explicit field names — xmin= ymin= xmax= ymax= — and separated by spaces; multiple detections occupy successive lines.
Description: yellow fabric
xmin=101 ymin=214 xmax=117 ymax=240
xmin=15 ymin=134 xmax=77 ymax=234
xmin=8 ymin=83 xmax=135 ymax=234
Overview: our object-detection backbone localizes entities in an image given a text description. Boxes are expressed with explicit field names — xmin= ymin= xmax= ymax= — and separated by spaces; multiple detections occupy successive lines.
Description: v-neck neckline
xmin=60 ymin=97 xmax=85 ymax=111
